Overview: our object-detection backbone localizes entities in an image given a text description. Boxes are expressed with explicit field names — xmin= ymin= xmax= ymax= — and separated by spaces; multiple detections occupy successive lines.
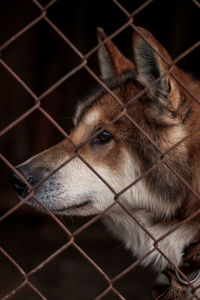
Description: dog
xmin=11 ymin=27 xmax=200 ymax=297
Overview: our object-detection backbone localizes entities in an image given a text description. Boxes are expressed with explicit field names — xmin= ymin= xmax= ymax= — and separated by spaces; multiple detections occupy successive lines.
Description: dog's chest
xmin=103 ymin=213 xmax=153 ymax=262
xmin=103 ymin=213 xmax=197 ymax=271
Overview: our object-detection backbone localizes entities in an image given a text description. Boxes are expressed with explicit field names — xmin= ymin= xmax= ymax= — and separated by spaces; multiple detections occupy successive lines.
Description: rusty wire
xmin=1 ymin=0 xmax=200 ymax=299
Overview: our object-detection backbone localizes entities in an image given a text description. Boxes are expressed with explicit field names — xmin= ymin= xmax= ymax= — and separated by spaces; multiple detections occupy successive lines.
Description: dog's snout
xmin=11 ymin=167 xmax=32 ymax=198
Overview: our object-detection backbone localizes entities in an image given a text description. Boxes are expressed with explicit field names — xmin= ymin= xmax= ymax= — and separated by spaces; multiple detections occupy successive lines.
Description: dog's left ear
xmin=97 ymin=27 xmax=135 ymax=80
xmin=133 ymin=27 xmax=180 ymax=109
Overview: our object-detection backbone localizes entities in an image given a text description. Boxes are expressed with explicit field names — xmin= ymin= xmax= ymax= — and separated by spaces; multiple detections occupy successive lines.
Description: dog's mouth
xmin=53 ymin=200 xmax=90 ymax=213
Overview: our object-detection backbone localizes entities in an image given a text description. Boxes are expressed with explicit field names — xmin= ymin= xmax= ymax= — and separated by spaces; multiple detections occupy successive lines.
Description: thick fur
xmin=15 ymin=27 xmax=200 ymax=287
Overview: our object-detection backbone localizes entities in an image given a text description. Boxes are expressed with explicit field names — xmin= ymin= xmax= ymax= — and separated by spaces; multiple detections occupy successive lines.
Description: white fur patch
xmin=84 ymin=109 xmax=100 ymax=126
xmin=104 ymin=212 xmax=196 ymax=271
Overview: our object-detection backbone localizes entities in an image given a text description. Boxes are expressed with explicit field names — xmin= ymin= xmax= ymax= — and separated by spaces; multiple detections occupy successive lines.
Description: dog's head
xmin=11 ymin=27 xmax=192 ymax=220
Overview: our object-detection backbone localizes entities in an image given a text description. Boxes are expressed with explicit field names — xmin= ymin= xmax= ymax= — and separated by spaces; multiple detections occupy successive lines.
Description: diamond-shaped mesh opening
xmin=0 ymin=1 xmax=39 ymax=46
xmin=2 ymin=20 xmax=81 ymax=95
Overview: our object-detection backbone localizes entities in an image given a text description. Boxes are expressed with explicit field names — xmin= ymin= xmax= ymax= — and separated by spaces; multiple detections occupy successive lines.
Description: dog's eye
xmin=94 ymin=130 xmax=113 ymax=144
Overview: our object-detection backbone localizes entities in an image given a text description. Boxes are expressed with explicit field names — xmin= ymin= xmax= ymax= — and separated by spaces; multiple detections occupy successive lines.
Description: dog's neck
xmin=103 ymin=210 xmax=197 ymax=271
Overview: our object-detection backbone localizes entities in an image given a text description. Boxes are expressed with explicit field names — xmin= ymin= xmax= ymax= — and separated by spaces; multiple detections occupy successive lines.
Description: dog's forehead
xmin=74 ymin=98 xmax=103 ymax=127
xmin=74 ymin=86 xmax=122 ymax=127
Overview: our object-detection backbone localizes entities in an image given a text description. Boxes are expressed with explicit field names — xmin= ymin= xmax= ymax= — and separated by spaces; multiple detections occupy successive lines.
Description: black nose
xmin=10 ymin=167 xmax=32 ymax=198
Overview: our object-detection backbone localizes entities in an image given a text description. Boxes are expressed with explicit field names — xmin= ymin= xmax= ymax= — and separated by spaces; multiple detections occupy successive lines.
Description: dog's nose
xmin=10 ymin=167 xmax=32 ymax=198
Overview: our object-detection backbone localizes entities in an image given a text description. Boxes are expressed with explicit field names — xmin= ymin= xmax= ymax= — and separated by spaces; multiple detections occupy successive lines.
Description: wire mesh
xmin=0 ymin=0 xmax=200 ymax=299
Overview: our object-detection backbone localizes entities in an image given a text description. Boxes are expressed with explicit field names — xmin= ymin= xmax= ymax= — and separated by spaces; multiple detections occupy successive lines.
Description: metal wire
xmin=1 ymin=0 xmax=200 ymax=299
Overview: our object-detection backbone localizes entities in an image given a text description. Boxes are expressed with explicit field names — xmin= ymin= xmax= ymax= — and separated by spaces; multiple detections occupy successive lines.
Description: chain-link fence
xmin=1 ymin=0 xmax=200 ymax=299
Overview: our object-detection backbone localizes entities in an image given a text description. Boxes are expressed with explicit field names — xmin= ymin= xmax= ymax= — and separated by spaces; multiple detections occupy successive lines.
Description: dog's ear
xmin=133 ymin=27 xmax=180 ymax=109
xmin=97 ymin=27 xmax=134 ymax=80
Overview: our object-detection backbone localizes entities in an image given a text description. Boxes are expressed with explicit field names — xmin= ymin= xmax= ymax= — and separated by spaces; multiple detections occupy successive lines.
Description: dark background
xmin=0 ymin=0 xmax=199 ymax=299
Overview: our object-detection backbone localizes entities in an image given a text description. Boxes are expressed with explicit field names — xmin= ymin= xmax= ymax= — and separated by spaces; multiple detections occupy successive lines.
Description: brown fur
xmin=11 ymin=27 xmax=200 ymax=278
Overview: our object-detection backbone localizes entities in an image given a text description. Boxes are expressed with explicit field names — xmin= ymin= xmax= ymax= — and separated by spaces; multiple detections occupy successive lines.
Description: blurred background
xmin=0 ymin=0 xmax=199 ymax=299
